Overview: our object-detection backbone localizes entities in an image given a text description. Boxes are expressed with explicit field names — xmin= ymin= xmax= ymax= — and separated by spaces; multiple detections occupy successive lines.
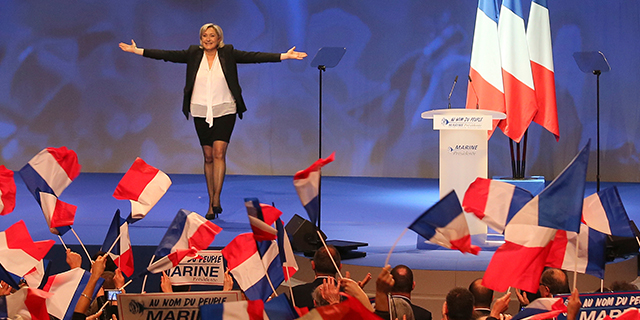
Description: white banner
xmin=168 ymin=250 xmax=225 ymax=286
xmin=433 ymin=114 xmax=492 ymax=130
xmin=118 ymin=291 xmax=241 ymax=320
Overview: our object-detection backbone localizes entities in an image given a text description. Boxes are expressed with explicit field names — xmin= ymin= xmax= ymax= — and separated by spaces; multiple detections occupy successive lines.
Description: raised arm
xmin=280 ymin=46 xmax=307 ymax=60
xmin=119 ymin=39 xmax=144 ymax=56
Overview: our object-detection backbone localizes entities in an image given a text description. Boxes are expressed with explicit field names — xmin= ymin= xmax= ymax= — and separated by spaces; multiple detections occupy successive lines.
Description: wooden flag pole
xmin=316 ymin=230 xmax=343 ymax=279
xmin=385 ymin=228 xmax=409 ymax=267
xmin=70 ymin=227 xmax=94 ymax=264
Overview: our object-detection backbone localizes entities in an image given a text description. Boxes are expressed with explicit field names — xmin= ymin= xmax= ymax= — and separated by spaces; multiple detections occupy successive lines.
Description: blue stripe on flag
xmin=303 ymin=197 xmax=319 ymax=225
xmin=533 ymin=0 xmax=548 ymax=9
xmin=154 ymin=209 xmax=189 ymax=257
xmin=265 ymin=294 xmax=297 ymax=320
xmin=199 ymin=303 xmax=224 ymax=320
xmin=502 ymin=0 xmax=525 ymax=19
xmin=585 ymin=228 xmax=606 ymax=279
xmin=599 ymin=187 xmax=634 ymax=237
xmin=478 ymin=0 xmax=500 ymax=24
xmin=18 ymin=164 xmax=55 ymax=203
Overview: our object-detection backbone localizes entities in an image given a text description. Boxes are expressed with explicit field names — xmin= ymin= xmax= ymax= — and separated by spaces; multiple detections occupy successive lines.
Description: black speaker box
xmin=605 ymin=220 xmax=640 ymax=262
xmin=285 ymin=214 xmax=326 ymax=254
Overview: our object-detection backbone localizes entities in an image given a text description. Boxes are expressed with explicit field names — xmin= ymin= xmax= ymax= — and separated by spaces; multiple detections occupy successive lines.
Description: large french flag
xmin=0 ymin=287 xmax=52 ymax=320
xmin=0 ymin=220 xmax=54 ymax=277
xmin=482 ymin=142 xmax=589 ymax=292
xmin=466 ymin=0 xmax=505 ymax=134
xmin=101 ymin=209 xmax=134 ymax=277
xmin=222 ymin=233 xmax=285 ymax=301
xmin=546 ymin=224 xmax=607 ymax=279
xmin=113 ymin=157 xmax=172 ymax=221
xmin=19 ymin=147 xmax=81 ymax=235
xmin=0 ymin=165 xmax=16 ymax=216
xmin=200 ymin=299 xmax=266 ymax=320
xmin=293 ymin=152 xmax=335 ymax=226
xmin=245 ymin=198 xmax=282 ymax=242
xmin=42 ymin=268 xmax=104 ymax=320
xmin=463 ymin=177 xmax=534 ymax=233
xmin=527 ymin=0 xmax=559 ymax=140
xmin=276 ymin=219 xmax=299 ymax=281
xmin=497 ymin=0 xmax=538 ymax=142
xmin=153 ymin=209 xmax=222 ymax=258
xmin=409 ymin=191 xmax=480 ymax=255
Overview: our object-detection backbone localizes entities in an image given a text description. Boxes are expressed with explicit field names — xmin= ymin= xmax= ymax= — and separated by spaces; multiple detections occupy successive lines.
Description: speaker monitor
xmin=285 ymin=214 xmax=326 ymax=253
xmin=605 ymin=220 xmax=640 ymax=262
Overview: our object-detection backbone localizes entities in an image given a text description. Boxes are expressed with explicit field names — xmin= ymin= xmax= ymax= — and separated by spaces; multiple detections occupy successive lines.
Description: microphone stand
xmin=447 ymin=75 xmax=458 ymax=109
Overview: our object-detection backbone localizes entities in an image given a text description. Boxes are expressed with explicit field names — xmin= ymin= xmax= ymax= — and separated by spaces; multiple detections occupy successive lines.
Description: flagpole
xmin=384 ymin=228 xmax=408 ymax=267
xmin=141 ymin=255 xmax=155 ymax=293
xmin=258 ymin=240 xmax=279 ymax=297
xmin=58 ymin=235 xmax=69 ymax=250
xmin=119 ymin=279 xmax=133 ymax=291
xmin=70 ymin=227 xmax=94 ymax=264
xmin=285 ymin=267 xmax=297 ymax=308
xmin=105 ymin=233 xmax=122 ymax=256
xmin=573 ymin=237 xmax=580 ymax=290
xmin=316 ymin=230 xmax=343 ymax=279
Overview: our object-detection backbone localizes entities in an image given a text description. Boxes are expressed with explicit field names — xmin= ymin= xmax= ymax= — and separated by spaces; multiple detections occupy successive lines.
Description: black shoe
xmin=205 ymin=206 xmax=223 ymax=220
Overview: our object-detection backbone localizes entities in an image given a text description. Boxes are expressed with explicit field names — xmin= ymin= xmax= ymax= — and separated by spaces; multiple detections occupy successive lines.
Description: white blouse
xmin=190 ymin=52 xmax=236 ymax=127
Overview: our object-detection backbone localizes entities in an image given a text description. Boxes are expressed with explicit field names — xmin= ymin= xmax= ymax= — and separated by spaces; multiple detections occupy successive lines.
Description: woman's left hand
xmin=281 ymin=46 xmax=307 ymax=60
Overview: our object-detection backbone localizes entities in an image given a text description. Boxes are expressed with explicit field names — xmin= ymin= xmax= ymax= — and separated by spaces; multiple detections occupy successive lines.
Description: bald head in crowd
xmin=469 ymin=278 xmax=493 ymax=309
xmin=540 ymin=268 xmax=570 ymax=297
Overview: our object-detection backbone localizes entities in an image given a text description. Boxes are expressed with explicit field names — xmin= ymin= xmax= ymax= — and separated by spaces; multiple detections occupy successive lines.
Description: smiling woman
xmin=118 ymin=23 xmax=307 ymax=220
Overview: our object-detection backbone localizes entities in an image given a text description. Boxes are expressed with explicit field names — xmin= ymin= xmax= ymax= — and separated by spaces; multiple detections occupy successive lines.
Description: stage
xmin=5 ymin=173 xmax=639 ymax=312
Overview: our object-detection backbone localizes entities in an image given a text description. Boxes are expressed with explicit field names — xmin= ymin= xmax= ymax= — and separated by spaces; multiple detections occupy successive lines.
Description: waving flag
xmin=511 ymin=297 xmax=567 ymax=320
xmin=113 ymin=157 xmax=172 ymax=221
xmin=293 ymin=152 xmax=335 ymax=226
xmin=582 ymin=187 xmax=634 ymax=237
xmin=19 ymin=147 xmax=81 ymax=235
xmin=154 ymin=209 xmax=222 ymax=258
xmin=527 ymin=0 xmax=559 ymax=140
xmin=409 ymin=191 xmax=480 ymax=255
xmin=245 ymin=198 xmax=282 ymax=242
xmin=546 ymin=224 xmax=607 ymax=279
xmin=222 ymin=233 xmax=284 ymax=301
xmin=463 ymin=177 xmax=534 ymax=233
xmin=147 ymin=249 xmax=200 ymax=274
xmin=276 ymin=219 xmax=298 ymax=281
xmin=0 ymin=165 xmax=16 ymax=216
xmin=497 ymin=0 xmax=538 ymax=142
xmin=466 ymin=0 xmax=505 ymax=134
xmin=43 ymin=268 xmax=104 ymax=320
xmin=0 ymin=220 xmax=54 ymax=277
xmin=101 ymin=210 xmax=134 ymax=277
xmin=200 ymin=299 xmax=265 ymax=320
xmin=24 ymin=259 xmax=52 ymax=290
xmin=482 ymin=142 xmax=589 ymax=292
xmin=0 ymin=287 xmax=52 ymax=320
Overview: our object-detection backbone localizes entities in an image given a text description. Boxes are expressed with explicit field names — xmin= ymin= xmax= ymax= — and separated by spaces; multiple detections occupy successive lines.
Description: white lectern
xmin=421 ymin=109 xmax=506 ymax=244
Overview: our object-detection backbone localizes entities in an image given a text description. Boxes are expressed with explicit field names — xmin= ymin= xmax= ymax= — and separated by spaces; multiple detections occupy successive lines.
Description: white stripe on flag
xmin=483 ymin=181 xmax=517 ymax=232
xmin=470 ymin=8 xmax=504 ymax=91
xmin=527 ymin=2 xmax=554 ymax=71
xmin=293 ymin=171 xmax=320 ymax=205
xmin=498 ymin=6 xmax=535 ymax=89
xmin=130 ymin=171 xmax=171 ymax=219
xmin=0 ymin=233 xmax=39 ymax=276
xmin=28 ymin=150 xmax=73 ymax=197
xmin=45 ymin=268 xmax=85 ymax=320
xmin=582 ymin=193 xmax=612 ymax=235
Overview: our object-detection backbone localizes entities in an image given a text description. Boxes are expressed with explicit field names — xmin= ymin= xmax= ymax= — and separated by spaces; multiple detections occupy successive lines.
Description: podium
xmin=419 ymin=109 xmax=506 ymax=247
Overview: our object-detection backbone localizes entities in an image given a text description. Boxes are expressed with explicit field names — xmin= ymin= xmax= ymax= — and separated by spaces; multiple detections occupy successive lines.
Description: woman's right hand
xmin=119 ymin=40 xmax=142 ymax=55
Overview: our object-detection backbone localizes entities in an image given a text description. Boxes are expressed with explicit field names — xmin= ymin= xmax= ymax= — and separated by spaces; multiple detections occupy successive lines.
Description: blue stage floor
xmin=5 ymin=173 xmax=640 ymax=272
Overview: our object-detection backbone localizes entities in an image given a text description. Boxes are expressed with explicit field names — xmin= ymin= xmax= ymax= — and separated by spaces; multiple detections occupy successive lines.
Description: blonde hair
xmin=199 ymin=23 xmax=224 ymax=48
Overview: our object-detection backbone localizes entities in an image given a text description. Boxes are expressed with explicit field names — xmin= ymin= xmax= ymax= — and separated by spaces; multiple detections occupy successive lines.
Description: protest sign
xmin=558 ymin=291 xmax=640 ymax=320
xmin=167 ymin=250 xmax=224 ymax=286
xmin=118 ymin=290 xmax=241 ymax=320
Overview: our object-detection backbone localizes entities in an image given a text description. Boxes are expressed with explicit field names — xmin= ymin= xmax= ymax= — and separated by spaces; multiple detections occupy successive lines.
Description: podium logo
xmin=441 ymin=118 xmax=450 ymax=126
xmin=448 ymin=144 xmax=478 ymax=156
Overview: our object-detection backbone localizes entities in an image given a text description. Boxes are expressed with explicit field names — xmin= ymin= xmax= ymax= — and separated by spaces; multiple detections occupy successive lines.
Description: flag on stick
xmin=0 ymin=220 xmax=54 ymax=277
xmin=245 ymin=198 xmax=282 ymax=242
xmin=101 ymin=209 xmax=134 ymax=277
xmin=293 ymin=152 xmax=335 ymax=225
xmin=113 ymin=157 xmax=171 ymax=221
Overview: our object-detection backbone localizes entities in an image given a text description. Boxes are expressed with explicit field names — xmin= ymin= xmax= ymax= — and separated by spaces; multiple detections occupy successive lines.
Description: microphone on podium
xmin=468 ymin=75 xmax=479 ymax=109
xmin=447 ymin=75 xmax=458 ymax=109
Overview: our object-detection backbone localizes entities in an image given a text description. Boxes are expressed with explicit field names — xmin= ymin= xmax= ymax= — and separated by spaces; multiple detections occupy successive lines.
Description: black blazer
xmin=143 ymin=44 xmax=281 ymax=119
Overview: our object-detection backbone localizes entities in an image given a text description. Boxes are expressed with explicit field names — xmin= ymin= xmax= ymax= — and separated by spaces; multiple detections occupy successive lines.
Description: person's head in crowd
xmin=312 ymin=245 xmax=341 ymax=277
xmin=443 ymin=287 xmax=475 ymax=320
xmin=610 ymin=281 xmax=638 ymax=292
xmin=391 ymin=265 xmax=415 ymax=296
xmin=312 ymin=285 xmax=331 ymax=307
xmin=468 ymin=278 xmax=493 ymax=309
xmin=390 ymin=297 xmax=415 ymax=320
xmin=540 ymin=268 xmax=570 ymax=297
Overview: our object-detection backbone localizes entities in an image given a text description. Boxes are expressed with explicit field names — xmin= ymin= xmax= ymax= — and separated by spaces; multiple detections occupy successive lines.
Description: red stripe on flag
xmin=49 ymin=199 xmax=76 ymax=228
xmin=5 ymin=221 xmax=54 ymax=261
xmin=0 ymin=165 xmax=16 ymax=216
xmin=544 ymin=230 xmax=569 ymax=269
xmin=462 ymin=178 xmax=491 ymax=220
xmin=293 ymin=152 xmax=335 ymax=180
xmin=222 ymin=233 xmax=257 ymax=270
xmin=25 ymin=288 xmax=52 ymax=320
xmin=531 ymin=62 xmax=559 ymax=140
xmin=247 ymin=300 xmax=265 ymax=320
xmin=45 ymin=147 xmax=81 ymax=181
xmin=498 ymin=71 xmax=538 ymax=143
xmin=483 ymin=241 xmax=551 ymax=293
xmin=188 ymin=220 xmax=222 ymax=251
xmin=113 ymin=158 xmax=160 ymax=201
xmin=450 ymin=235 xmax=480 ymax=255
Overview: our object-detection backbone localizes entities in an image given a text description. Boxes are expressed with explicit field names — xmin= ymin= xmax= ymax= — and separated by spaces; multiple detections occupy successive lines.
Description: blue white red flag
xmin=582 ymin=187 xmax=634 ymax=237
xmin=101 ymin=209 xmax=134 ymax=277
xmin=546 ymin=224 xmax=607 ymax=279
xmin=0 ymin=287 xmax=52 ymax=320
xmin=497 ymin=0 xmax=538 ymax=142
xmin=466 ymin=0 xmax=505 ymax=135
xmin=24 ymin=259 xmax=52 ymax=289
xmin=0 ymin=165 xmax=16 ymax=216
xmin=293 ymin=152 xmax=335 ymax=226
xmin=482 ymin=142 xmax=589 ymax=292
xmin=463 ymin=177 xmax=534 ymax=233
xmin=200 ymin=299 xmax=265 ymax=320
xmin=147 ymin=249 xmax=200 ymax=274
xmin=511 ymin=297 xmax=567 ymax=320
xmin=409 ymin=191 xmax=480 ymax=255
xmin=18 ymin=147 xmax=81 ymax=235
xmin=0 ymin=220 xmax=54 ymax=277
xmin=245 ymin=198 xmax=282 ymax=242
xmin=276 ymin=219 xmax=298 ymax=281
xmin=113 ymin=157 xmax=172 ymax=221
xmin=527 ymin=0 xmax=559 ymax=140
xmin=264 ymin=294 xmax=298 ymax=320
xmin=153 ymin=209 xmax=222 ymax=258
xmin=222 ymin=233 xmax=285 ymax=301
xmin=42 ymin=268 xmax=104 ymax=320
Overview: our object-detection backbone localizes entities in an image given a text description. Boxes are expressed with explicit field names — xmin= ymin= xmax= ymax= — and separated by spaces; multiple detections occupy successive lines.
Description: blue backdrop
xmin=0 ymin=0 xmax=638 ymax=182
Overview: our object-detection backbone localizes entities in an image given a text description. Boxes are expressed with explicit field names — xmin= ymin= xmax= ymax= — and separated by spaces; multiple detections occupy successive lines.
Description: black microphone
xmin=447 ymin=75 xmax=458 ymax=109
xmin=468 ymin=75 xmax=479 ymax=109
